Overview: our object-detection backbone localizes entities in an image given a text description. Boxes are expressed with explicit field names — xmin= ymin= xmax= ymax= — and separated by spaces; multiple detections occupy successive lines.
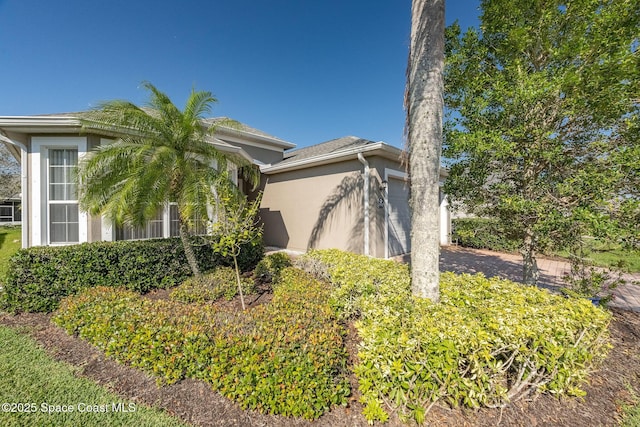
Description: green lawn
xmin=0 ymin=325 xmax=187 ymax=427
xmin=624 ymin=406 xmax=640 ymax=427
xmin=622 ymin=388 xmax=640 ymax=427
xmin=0 ymin=226 xmax=21 ymax=278
xmin=555 ymin=238 xmax=640 ymax=273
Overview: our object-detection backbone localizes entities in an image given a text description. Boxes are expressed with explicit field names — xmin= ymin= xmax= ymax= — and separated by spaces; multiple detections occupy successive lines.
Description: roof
xmin=0 ymin=113 xmax=295 ymax=151
xmin=280 ymin=136 xmax=375 ymax=165
xmin=261 ymin=136 xmax=405 ymax=174
xmin=204 ymin=117 xmax=292 ymax=145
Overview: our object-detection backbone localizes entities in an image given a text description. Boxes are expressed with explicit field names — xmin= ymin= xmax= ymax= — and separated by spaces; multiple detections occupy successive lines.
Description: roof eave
xmin=0 ymin=116 xmax=83 ymax=133
xmin=261 ymin=142 xmax=402 ymax=174
xmin=216 ymin=125 xmax=296 ymax=150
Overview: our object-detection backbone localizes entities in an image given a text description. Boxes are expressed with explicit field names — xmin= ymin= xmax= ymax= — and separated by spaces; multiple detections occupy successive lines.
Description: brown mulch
xmin=1 ymin=305 xmax=639 ymax=426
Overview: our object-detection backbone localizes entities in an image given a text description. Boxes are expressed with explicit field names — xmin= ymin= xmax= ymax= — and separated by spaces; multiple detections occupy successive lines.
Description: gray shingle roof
xmin=204 ymin=117 xmax=288 ymax=143
xmin=278 ymin=136 xmax=376 ymax=165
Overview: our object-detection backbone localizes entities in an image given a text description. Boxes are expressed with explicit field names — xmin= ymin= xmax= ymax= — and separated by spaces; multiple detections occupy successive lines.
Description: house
xmin=0 ymin=114 xmax=449 ymax=259
xmin=260 ymin=136 xmax=450 ymax=258
xmin=0 ymin=195 xmax=21 ymax=225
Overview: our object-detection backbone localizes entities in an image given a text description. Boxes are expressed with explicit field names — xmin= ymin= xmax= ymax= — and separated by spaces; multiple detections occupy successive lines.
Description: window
xmin=170 ymin=204 xmax=180 ymax=237
xmin=115 ymin=210 xmax=164 ymax=241
xmin=48 ymin=149 xmax=79 ymax=243
xmin=168 ymin=204 xmax=205 ymax=238
xmin=0 ymin=204 xmax=16 ymax=222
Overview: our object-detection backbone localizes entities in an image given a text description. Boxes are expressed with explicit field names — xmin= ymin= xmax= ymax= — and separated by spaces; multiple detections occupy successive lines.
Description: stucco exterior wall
xmin=261 ymin=159 xmax=366 ymax=253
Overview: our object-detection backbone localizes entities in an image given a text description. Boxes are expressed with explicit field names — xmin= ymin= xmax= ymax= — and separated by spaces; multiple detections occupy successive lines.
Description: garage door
xmin=388 ymin=177 xmax=411 ymax=257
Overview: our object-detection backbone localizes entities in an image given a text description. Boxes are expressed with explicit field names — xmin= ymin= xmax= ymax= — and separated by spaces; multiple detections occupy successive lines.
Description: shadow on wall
xmin=307 ymin=173 xmax=364 ymax=252
xmin=259 ymin=209 xmax=289 ymax=249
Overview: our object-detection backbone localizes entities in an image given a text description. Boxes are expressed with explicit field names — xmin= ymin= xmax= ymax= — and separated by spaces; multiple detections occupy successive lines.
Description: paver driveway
xmin=432 ymin=246 xmax=640 ymax=312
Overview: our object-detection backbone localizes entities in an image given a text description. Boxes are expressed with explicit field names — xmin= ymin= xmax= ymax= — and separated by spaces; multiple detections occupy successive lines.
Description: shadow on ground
xmin=398 ymin=246 xmax=563 ymax=292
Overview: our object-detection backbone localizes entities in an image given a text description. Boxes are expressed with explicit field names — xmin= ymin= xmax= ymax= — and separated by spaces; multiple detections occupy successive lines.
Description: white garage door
xmin=388 ymin=177 xmax=411 ymax=257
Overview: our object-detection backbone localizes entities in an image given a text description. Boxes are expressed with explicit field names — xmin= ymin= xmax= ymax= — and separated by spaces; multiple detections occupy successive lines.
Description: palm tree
xmin=78 ymin=82 xmax=256 ymax=276
xmin=406 ymin=0 xmax=445 ymax=301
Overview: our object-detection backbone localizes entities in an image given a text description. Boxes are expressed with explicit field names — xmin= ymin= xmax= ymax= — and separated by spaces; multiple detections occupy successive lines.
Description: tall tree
xmin=406 ymin=0 xmax=445 ymax=301
xmin=78 ymin=82 xmax=256 ymax=276
xmin=444 ymin=0 xmax=639 ymax=284
xmin=0 ymin=142 xmax=20 ymax=200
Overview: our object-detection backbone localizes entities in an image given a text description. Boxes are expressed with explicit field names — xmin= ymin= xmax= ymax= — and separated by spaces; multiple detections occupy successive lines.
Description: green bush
xmin=300 ymin=249 xmax=612 ymax=424
xmin=170 ymin=266 xmax=255 ymax=303
xmin=254 ymin=252 xmax=292 ymax=284
xmin=452 ymin=217 xmax=520 ymax=252
xmin=53 ymin=267 xmax=350 ymax=420
xmin=1 ymin=237 xmax=263 ymax=313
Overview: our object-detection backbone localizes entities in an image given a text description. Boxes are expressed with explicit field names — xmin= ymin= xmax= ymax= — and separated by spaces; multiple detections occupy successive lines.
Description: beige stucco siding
xmin=261 ymin=159 xmax=366 ymax=253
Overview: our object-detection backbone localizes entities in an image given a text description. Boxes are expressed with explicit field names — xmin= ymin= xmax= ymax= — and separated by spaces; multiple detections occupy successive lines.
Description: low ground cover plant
xmin=254 ymin=252 xmax=293 ymax=285
xmin=53 ymin=267 xmax=349 ymax=420
xmin=299 ymin=249 xmax=612 ymax=424
xmin=170 ymin=266 xmax=255 ymax=303
xmin=0 ymin=236 xmax=262 ymax=313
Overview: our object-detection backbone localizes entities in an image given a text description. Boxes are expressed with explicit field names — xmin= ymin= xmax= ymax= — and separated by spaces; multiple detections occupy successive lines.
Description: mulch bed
xmin=1 ymin=304 xmax=639 ymax=426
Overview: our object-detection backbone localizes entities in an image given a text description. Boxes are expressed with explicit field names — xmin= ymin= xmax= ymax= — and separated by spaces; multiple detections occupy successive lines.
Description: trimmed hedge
xmin=1 ymin=236 xmax=263 ymax=313
xmin=53 ymin=267 xmax=350 ymax=419
xmin=299 ymin=249 xmax=612 ymax=424
xmin=452 ymin=217 xmax=520 ymax=252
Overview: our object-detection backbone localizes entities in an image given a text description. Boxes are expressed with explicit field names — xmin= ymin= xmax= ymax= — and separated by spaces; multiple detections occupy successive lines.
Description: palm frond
xmin=78 ymin=81 xmax=259 ymax=232
xmin=184 ymin=88 xmax=217 ymax=121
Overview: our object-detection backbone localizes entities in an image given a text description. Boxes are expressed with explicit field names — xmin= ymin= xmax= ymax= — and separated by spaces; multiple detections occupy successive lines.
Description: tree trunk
xmin=179 ymin=221 xmax=201 ymax=277
xmin=521 ymin=228 xmax=539 ymax=285
xmin=406 ymin=0 xmax=445 ymax=302
xmin=233 ymin=254 xmax=246 ymax=310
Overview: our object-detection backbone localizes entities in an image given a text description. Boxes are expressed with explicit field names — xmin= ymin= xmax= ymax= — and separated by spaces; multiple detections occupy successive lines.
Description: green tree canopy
xmin=444 ymin=0 xmax=639 ymax=284
xmin=78 ymin=82 xmax=257 ymax=275
xmin=0 ymin=143 xmax=20 ymax=200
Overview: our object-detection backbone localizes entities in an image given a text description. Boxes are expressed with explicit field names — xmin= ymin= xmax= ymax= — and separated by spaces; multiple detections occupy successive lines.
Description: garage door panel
xmin=388 ymin=177 xmax=410 ymax=257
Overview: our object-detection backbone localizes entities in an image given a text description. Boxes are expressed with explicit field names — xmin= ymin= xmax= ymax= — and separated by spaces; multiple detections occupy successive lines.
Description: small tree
xmin=208 ymin=186 xmax=263 ymax=310
xmin=444 ymin=0 xmax=640 ymax=285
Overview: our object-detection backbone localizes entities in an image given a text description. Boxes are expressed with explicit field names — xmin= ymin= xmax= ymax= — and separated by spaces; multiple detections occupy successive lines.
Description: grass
xmin=624 ymin=405 xmax=640 ymax=427
xmin=622 ymin=384 xmax=640 ymax=427
xmin=555 ymin=238 xmax=640 ymax=273
xmin=0 ymin=226 xmax=21 ymax=278
xmin=0 ymin=325 xmax=187 ymax=427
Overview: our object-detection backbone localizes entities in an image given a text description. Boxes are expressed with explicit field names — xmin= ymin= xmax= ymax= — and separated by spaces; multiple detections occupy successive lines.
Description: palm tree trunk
xmin=179 ymin=221 xmax=201 ymax=277
xmin=406 ymin=0 xmax=445 ymax=302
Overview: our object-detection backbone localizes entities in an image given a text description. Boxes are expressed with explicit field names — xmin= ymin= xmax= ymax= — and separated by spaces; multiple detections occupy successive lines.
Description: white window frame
xmin=31 ymin=137 xmax=88 ymax=246
xmin=47 ymin=148 xmax=79 ymax=244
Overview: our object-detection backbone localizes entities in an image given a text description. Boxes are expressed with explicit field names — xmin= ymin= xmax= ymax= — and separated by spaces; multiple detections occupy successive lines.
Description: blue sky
xmin=0 ymin=0 xmax=480 ymax=149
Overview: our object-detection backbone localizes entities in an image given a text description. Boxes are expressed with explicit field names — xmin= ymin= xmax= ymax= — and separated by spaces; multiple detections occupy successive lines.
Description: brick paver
xmin=435 ymin=246 xmax=640 ymax=312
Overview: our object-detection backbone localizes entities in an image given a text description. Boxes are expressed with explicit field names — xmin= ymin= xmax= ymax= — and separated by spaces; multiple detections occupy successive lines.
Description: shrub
xmin=452 ymin=217 xmax=520 ymax=252
xmin=254 ymin=252 xmax=292 ymax=284
xmin=300 ymin=249 xmax=612 ymax=424
xmin=170 ymin=266 xmax=255 ymax=303
xmin=1 ymin=237 xmax=263 ymax=313
xmin=53 ymin=267 xmax=349 ymax=420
